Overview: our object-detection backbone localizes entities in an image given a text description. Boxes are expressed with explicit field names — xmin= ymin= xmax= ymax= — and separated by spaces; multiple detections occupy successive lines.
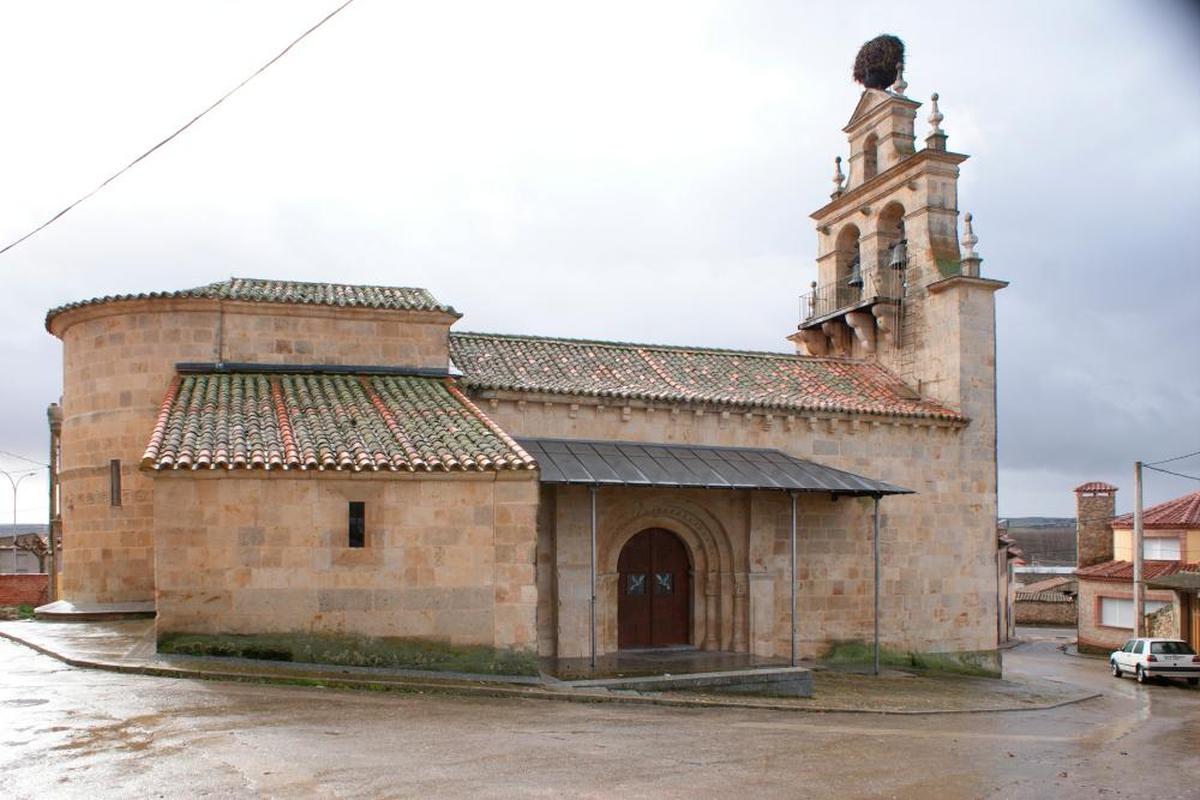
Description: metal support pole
xmin=589 ymin=484 xmax=598 ymax=670
xmin=873 ymin=495 xmax=881 ymax=677
xmin=1133 ymin=461 xmax=1144 ymax=637
xmin=790 ymin=491 xmax=798 ymax=667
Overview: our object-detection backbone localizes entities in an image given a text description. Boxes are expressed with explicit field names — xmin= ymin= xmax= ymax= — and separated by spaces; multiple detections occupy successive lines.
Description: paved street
xmin=1 ymin=628 xmax=1196 ymax=799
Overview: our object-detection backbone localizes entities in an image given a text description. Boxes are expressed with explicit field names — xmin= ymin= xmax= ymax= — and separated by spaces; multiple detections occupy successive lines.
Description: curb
xmin=0 ymin=628 xmax=1101 ymax=717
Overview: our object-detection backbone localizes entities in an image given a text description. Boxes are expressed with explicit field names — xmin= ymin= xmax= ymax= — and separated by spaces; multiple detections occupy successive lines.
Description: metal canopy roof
xmin=517 ymin=438 xmax=912 ymax=496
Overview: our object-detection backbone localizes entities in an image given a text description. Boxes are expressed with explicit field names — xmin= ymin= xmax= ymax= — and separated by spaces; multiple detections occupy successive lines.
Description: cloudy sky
xmin=1 ymin=0 xmax=1198 ymax=522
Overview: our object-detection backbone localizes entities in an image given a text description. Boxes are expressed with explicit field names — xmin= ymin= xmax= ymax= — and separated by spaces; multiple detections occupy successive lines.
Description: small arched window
xmin=862 ymin=134 xmax=879 ymax=181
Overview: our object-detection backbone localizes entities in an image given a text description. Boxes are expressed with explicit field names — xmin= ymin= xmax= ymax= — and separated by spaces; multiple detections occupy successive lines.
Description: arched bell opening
xmin=876 ymin=202 xmax=907 ymax=297
xmin=835 ymin=223 xmax=864 ymax=311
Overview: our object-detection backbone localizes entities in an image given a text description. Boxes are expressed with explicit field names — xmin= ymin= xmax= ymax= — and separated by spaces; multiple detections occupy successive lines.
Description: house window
xmin=348 ymin=502 xmax=365 ymax=548
xmin=109 ymin=459 xmax=121 ymax=507
xmin=1099 ymin=597 xmax=1168 ymax=628
xmin=1143 ymin=537 xmax=1180 ymax=560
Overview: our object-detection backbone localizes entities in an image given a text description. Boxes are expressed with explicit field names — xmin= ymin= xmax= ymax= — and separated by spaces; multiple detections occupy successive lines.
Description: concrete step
xmin=561 ymin=666 xmax=813 ymax=697
xmin=35 ymin=600 xmax=156 ymax=621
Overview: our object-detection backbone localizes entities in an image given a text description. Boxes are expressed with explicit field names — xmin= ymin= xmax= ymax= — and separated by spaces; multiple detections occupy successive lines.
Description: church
xmin=43 ymin=41 xmax=1007 ymax=673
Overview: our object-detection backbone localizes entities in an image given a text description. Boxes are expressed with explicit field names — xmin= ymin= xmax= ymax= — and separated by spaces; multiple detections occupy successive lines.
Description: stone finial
xmin=891 ymin=62 xmax=908 ymax=95
xmin=925 ymin=92 xmax=947 ymax=151
xmin=959 ymin=212 xmax=982 ymax=276
xmin=831 ymin=156 xmax=845 ymax=198
xmin=928 ymin=92 xmax=944 ymax=136
xmin=961 ymin=213 xmax=978 ymax=258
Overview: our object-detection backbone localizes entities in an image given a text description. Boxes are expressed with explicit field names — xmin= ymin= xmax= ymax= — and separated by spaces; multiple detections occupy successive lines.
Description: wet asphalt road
xmin=0 ymin=627 xmax=1196 ymax=799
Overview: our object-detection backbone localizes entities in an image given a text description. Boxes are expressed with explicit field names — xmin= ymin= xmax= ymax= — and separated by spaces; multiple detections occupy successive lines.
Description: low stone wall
xmin=0 ymin=573 xmax=49 ymax=606
xmin=1145 ymin=603 xmax=1178 ymax=639
xmin=1015 ymin=599 xmax=1076 ymax=626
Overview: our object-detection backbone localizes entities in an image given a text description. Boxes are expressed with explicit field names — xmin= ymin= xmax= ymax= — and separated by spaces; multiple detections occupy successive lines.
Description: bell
xmin=889 ymin=240 xmax=908 ymax=270
xmin=847 ymin=257 xmax=863 ymax=288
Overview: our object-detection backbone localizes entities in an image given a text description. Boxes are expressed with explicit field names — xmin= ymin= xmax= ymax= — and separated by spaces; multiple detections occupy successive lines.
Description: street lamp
xmin=0 ymin=468 xmax=40 ymax=573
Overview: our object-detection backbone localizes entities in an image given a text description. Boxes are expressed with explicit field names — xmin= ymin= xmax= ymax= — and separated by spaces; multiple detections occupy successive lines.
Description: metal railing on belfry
xmin=799 ymin=264 xmax=903 ymax=323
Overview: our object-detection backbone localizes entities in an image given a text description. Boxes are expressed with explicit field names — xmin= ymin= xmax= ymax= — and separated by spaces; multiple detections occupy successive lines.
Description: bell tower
xmin=789 ymin=35 xmax=1006 ymax=419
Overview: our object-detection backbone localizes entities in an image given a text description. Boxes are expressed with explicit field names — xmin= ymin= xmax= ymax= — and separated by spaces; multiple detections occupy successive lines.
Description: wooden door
xmin=617 ymin=529 xmax=690 ymax=648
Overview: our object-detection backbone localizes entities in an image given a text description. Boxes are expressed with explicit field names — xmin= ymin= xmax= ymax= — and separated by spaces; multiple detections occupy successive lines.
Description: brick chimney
xmin=1075 ymin=482 xmax=1117 ymax=568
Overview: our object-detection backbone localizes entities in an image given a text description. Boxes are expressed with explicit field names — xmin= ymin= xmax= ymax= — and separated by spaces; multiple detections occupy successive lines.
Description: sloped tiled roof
xmin=47 ymin=277 xmax=458 ymax=327
xmin=1111 ymin=490 xmax=1200 ymax=529
xmin=448 ymin=332 xmax=963 ymax=421
xmin=1018 ymin=576 xmax=1075 ymax=595
xmin=1074 ymin=481 xmax=1118 ymax=493
xmin=142 ymin=372 xmax=534 ymax=472
xmin=1015 ymin=589 xmax=1075 ymax=604
xmin=1075 ymin=560 xmax=1200 ymax=582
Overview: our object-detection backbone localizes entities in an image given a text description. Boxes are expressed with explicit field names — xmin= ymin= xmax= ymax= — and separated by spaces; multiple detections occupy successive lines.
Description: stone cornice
xmin=926 ymin=275 xmax=1009 ymax=295
xmin=46 ymin=295 xmax=459 ymax=338
xmin=812 ymin=148 xmax=969 ymax=223
xmin=471 ymin=389 xmax=968 ymax=430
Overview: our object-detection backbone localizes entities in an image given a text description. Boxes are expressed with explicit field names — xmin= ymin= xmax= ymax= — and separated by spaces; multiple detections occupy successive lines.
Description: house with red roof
xmin=39 ymin=53 xmax=1011 ymax=674
xmin=1074 ymin=485 xmax=1200 ymax=653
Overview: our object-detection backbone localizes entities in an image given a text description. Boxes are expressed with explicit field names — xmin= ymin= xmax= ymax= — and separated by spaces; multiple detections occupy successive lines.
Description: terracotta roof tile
xmin=48 ymin=277 xmax=458 ymax=328
xmin=1075 ymin=560 xmax=1200 ymax=582
xmin=1111 ymin=490 xmax=1200 ymax=529
xmin=449 ymin=332 xmax=963 ymax=421
xmin=1074 ymin=481 xmax=1118 ymax=493
xmin=142 ymin=373 xmax=534 ymax=473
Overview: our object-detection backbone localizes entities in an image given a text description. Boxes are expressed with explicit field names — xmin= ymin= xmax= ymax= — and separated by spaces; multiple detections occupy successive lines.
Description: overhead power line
xmin=1144 ymin=464 xmax=1200 ymax=483
xmin=1146 ymin=448 xmax=1200 ymax=467
xmin=0 ymin=450 xmax=47 ymax=468
xmin=0 ymin=0 xmax=357 ymax=258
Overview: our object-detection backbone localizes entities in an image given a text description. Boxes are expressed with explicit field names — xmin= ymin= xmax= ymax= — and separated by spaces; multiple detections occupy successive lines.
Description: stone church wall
xmin=475 ymin=392 xmax=1000 ymax=661
xmin=152 ymin=471 xmax=539 ymax=650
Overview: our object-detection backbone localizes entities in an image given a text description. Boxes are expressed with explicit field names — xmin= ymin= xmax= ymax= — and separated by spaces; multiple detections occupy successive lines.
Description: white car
xmin=1110 ymin=638 xmax=1200 ymax=686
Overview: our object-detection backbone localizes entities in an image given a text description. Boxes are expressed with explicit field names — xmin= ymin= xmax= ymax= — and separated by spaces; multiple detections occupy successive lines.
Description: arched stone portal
xmin=599 ymin=494 xmax=746 ymax=655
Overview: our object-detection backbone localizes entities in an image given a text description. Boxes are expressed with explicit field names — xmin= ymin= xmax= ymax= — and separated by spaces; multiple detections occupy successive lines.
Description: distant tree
xmin=14 ymin=533 xmax=49 ymax=573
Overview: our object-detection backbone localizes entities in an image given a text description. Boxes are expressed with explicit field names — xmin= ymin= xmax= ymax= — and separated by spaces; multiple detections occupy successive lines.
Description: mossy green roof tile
xmin=449 ymin=332 xmax=962 ymax=421
xmin=142 ymin=373 xmax=533 ymax=472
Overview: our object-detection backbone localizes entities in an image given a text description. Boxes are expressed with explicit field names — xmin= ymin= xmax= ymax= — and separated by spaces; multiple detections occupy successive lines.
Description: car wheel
xmin=1111 ymin=660 xmax=1122 ymax=678
xmin=1136 ymin=665 xmax=1147 ymax=684
xmin=1188 ymin=678 xmax=1198 ymax=687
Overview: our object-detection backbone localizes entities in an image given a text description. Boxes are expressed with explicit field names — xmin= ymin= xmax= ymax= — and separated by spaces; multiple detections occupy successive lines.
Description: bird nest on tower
xmin=853 ymin=35 xmax=905 ymax=89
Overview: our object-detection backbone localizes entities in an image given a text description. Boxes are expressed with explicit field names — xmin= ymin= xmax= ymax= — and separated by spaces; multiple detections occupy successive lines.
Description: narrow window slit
xmin=348 ymin=501 xmax=365 ymax=548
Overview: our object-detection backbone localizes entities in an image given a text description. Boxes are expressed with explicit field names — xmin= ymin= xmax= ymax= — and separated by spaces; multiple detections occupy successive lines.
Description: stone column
xmin=704 ymin=572 xmax=720 ymax=651
xmin=732 ymin=573 xmax=749 ymax=652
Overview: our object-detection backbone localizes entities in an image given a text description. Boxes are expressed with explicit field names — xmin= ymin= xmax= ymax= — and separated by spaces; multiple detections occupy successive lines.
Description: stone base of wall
xmin=823 ymin=639 xmax=1001 ymax=677
xmin=0 ymin=574 xmax=49 ymax=606
xmin=1015 ymin=600 xmax=1077 ymax=626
